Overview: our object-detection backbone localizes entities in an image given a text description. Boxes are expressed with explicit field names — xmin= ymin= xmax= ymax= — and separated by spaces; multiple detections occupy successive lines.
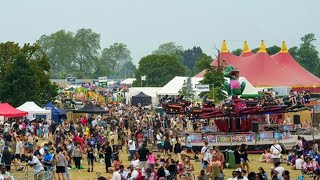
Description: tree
xmin=0 ymin=42 xmax=20 ymax=78
xmin=0 ymin=54 xmax=40 ymax=106
xmin=36 ymin=30 xmax=75 ymax=78
xmin=195 ymin=53 xmax=212 ymax=74
xmin=100 ymin=43 xmax=132 ymax=78
xmin=231 ymin=49 xmax=242 ymax=56
xmin=232 ymin=45 xmax=281 ymax=55
xmin=37 ymin=28 xmax=101 ymax=78
xmin=152 ymin=42 xmax=183 ymax=56
xmin=133 ymin=54 xmax=186 ymax=87
xmin=288 ymin=46 xmax=299 ymax=59
xmin=181 ymin=47 xmax=203 ymax=71
xmin=0 ymin=42 xmax=58 ymax=106
xmin=199 ymin=51 xmax=226 ymax=103
xmin=119 ymin=61 xmax=136 ymax=79
xmin=296 ymin=33 xmax=320 ymax=75
xmin=73 ymin=28 xmax=101 ymax=77
xmin=178 ymin=78 xmax=195 ymax=99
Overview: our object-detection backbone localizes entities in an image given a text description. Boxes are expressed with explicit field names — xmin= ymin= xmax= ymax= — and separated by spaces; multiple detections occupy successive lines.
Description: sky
xmin=1 ymin=0 xmax=320 ymax=65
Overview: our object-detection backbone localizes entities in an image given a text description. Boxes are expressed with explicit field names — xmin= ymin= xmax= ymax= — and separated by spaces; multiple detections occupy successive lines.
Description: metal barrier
xmin=7 ymin=164 xmax=54 ymax=180
xmin=37 ymin=170 xmax=54 ymax=180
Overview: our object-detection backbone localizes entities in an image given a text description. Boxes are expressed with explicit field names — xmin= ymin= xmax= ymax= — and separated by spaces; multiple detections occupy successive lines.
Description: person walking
xmin=14 ymin=136 xmax=24 ymax=171
xmin=55 ymin=148 xmax=67 ymax=180
xmin=1 ymin=146 xmax=12 ymax=172
xmin=104 ymin=141 xmax=113 ymax=173
xmin=72 ymin=143 xmax=82 ymax=172
xmin=128 ymin=139 xmax=136 ymax=161
xmin=86 ymin=145 xmax=95 ymax=172
xmin=173 ymin=136 xmax=182 ymax=161
xmin=137 ymin=143 xmax=149 ymax=170
xmin=201 ymin=141 xmax=210 ymax=170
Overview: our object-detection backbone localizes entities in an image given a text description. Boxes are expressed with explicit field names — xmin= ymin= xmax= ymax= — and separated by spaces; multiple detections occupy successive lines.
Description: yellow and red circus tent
xmin=195 ymin=40 xmax=320 ymax=91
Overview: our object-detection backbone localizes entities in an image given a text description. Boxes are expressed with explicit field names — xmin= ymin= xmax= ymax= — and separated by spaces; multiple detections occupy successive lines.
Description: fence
xmin=8 ymin=164 xmax=54 ymax=180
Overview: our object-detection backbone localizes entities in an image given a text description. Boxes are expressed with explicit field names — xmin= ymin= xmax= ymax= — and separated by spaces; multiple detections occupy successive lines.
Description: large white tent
xmin=157 ymin=76 xmax=262 ymax=97
xmin=17 ymin=101 xmax=51 ymax=121
xmin=157 ymin=76 xmax=203 ymax=96
xmin=121 ymin=78 xmax=136 ymax=85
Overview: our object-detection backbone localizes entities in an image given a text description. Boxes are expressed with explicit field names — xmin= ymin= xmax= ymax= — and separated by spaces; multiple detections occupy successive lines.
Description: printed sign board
xmin=196 ymin=85 xmax=210 ymax=92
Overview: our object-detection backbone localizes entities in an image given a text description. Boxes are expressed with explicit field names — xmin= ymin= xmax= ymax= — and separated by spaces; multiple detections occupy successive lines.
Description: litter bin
xmin=226 ymin=150 xmax=236 ymax=168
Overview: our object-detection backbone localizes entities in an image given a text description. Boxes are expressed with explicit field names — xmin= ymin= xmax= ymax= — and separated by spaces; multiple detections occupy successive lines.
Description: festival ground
xmin=10 ymin=137 xmax=312 ymax=180
xmin=63 ymin=147 xmax=309 ymax=179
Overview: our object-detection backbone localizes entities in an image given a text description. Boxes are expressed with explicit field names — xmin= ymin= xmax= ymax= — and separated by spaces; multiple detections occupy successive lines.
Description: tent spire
xmin=280 ymin=41 xmax=288 ymax=53
xmin=242 ymin=41 xmax=251 ymax=53
xmin=258 ymin=40 xmax=267 ymax=53
xmin=220 ymin=40 xmax=229 ymax=53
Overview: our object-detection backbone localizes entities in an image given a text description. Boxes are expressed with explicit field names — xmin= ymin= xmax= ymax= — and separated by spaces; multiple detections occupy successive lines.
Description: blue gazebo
xmin=43 ymin=102 xmax=66 ymax=123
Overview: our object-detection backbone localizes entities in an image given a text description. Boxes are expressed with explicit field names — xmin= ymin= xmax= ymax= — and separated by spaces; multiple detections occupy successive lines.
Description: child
xmin=147 ymin=152 xmax=155 ymax=171
xmin=287 ymin=150 xmax=295 ymax=165
xmin=194 ymin=151 xmax=201 ymax=162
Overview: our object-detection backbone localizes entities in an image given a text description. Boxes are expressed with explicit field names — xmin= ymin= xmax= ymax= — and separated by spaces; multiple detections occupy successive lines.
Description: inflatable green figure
xmin=223 ymin=65 xmax=246 ymax=97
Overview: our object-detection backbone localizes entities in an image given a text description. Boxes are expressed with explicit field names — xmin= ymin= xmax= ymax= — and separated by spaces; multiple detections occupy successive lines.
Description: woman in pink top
xmin=147 ymin=151 xmax=155 ymax=171
xmin=265 ymin=150 xmax=272 ymax=163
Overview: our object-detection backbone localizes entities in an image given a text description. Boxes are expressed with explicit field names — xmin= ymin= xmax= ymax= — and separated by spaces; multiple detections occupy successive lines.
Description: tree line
xmin=33 ymin=29 xmax=320 ymax=86
xmin=0 ymin=29 xmax=319 ymax=106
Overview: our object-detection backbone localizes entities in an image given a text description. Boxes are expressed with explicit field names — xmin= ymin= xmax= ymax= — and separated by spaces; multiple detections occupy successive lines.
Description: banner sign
xmin=196 ymin=85 xmax=210 ymax=92
xmin=274 ymin=132 xmax=292 ymax=140
xmin=232 ymin=134 xmax=255 ymax=142
xmin=202 ymin=126 xmax=218 ymax=133
xmin=66 ymin=77 xmax=76 ymax=84
xmin=216 ymin=136 xmax=232 ymax=143
xmin=190 ymin=133 xmax=203 ymax=143
xmin=207 ymin=135 xmax=217 ymax=143
xmin=99 ymin=77 xmax=108 ymax=82
xmin=258 ymin=131 xmax=274 ymax=141
xmin=99 ymin=82 xmax=108 ymax=88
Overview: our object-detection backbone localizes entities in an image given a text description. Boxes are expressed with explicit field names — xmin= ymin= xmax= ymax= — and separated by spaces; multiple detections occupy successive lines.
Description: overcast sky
xmin=1 ymin=0 xmax=319 ymax=64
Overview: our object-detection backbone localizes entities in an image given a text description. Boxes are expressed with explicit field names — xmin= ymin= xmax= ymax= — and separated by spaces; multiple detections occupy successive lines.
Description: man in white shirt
xmin=273 ymin=162 xmax=284 ymax=180
xmin=27 ymin=155 xmax=44 ymax=180
xmin=201 ymin=141 xmax=210 ymax=169
xmin=109 ymin=167 xmax=121 ymax=180
xmin=270 ymin=140 xmax=282 ymax=164
xmin=128 ymin=140 xmax=136 ymax=160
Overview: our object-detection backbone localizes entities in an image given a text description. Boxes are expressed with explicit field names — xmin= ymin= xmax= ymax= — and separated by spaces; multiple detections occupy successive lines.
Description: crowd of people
xmin=0 ymin=102 xmax=320 ymax=180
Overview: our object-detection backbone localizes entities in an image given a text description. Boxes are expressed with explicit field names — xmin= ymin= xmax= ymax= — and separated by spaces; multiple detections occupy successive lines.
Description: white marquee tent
xmin=17 ymin=101 xmax=51 ymax=121
xmin=121 ymin=78 xmax=136 ymax=85
xmin=157 ymin=76 xmax=262 ymax=97
xmin=157 ymin=76 xmax=203 ymax=96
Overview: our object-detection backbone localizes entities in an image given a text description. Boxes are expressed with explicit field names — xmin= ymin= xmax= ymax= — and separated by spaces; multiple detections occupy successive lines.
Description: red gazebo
xmin=0 ymin=103 xmax=28 ymax=118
